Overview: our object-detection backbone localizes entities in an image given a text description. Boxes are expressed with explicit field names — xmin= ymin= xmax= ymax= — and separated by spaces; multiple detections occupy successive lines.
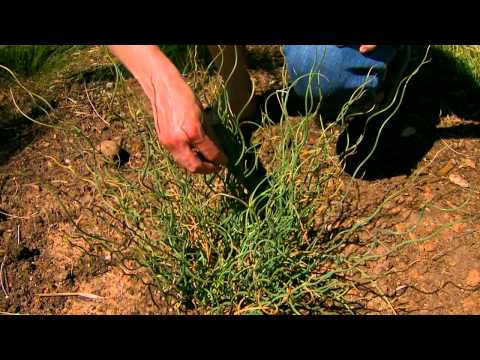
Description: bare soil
xmin=0 ymin=45 xmax=479 ymax=314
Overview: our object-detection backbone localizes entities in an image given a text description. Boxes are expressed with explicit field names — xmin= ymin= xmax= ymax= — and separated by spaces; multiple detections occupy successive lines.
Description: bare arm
xmin=108 ymin=45 xmax=227 ymax=173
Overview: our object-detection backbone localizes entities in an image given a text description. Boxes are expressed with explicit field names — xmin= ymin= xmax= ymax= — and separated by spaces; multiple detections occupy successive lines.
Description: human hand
xmin=336 ymin=45 xmax=378 ymax=53
xmin=359 ymin=45 xmax=377 ymax=53
xmin=108 ymin=45 xmax=227 ymax=174
xmin=149 ymin=77 xmax=228 ymax=173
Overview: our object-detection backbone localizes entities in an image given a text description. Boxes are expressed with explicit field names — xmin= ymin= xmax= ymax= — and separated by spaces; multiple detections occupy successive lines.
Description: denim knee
xmin=283 ymin=45 xmax=397 ymax=103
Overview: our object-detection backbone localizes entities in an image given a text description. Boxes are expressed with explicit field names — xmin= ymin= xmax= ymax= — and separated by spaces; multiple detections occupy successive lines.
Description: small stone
xmin=465 ymin=269 xmax=480 ymax=287
xmin=448 ymin=173 xmax=469 ymax=188
xmin=422 ymin=241 xmax=436 ymax=252
xmin=100 ymin=140 xmax=121 ymax=158
xmin=437 ymin=160 xmax=456 ymax=176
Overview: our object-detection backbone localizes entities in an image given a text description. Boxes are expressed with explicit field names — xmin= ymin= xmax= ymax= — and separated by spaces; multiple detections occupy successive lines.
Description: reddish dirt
xmin=1 ymin=45 xmax=480 ymax=314
xmin=346 ymin=132 xmax=480 ymax=314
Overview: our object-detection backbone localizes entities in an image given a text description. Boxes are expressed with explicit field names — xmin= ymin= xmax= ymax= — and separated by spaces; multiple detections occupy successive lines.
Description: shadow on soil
xmin=337 ymin=46 xmax=480 ymax=180
xmin=3 ymin=47 xmax=480 ymax=181
xmin=260 ymin=46 xmax=480 ymax=180
xmin=0 ymin=65 xmax=132 ymax=167
xmin=0 ymin=104 xmax=51 ymax=167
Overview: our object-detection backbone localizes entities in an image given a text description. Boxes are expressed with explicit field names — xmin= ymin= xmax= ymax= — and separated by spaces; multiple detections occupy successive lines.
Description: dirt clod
xmin=465 ymin=269 xmax=480 ymax=287
xmin=100 ymin=140 xmax=121 ymax=158
xmin=448 ymin=173 xmax=470 ymax=188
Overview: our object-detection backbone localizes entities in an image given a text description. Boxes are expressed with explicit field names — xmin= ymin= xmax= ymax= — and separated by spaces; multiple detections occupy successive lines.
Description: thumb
xmin=359 ymin=45 xmax=377 ymax=53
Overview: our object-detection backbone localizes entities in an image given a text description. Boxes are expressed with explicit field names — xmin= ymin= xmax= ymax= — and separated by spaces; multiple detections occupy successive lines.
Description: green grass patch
xmin=435 ymin=45 xmax=480 ymax=86
xmin=0 ymin=45 xmax=88 ymax=78
xmin=18 ymin=45 xmax=477 ymax=314
xmin=46 ymin=46 xmax=431 ymax=314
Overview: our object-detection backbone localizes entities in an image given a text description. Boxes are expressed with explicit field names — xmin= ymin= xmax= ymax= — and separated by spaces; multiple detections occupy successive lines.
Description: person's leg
xmin=207 ymin=45 xmax=258 ymax=119
xmin=283 ymin=45 xmax=398 ymax=115
xmin=206 ymin=46 xmax=268 ymax=197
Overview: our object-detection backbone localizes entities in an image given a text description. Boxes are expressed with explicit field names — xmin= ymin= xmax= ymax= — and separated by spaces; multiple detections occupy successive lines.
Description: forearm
xmin=107 ymin=45 xmax=226 ymax=173
xmin=107 ymin=45 xmax=187 ymax=102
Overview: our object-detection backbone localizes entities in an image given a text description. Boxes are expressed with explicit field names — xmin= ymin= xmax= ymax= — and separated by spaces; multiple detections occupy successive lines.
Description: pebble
xmin=465 ymin=269 xmax=480 ymax=287
xmin=100 ymin=140 xmax=121 ymax=158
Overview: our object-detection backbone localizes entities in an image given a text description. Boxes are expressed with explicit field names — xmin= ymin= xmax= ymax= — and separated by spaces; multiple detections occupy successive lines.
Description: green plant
xmin=0 ymin=45 xmax=85 ymax=78
xmin=436 ymin=45 xmax=480 ymax=85
xmin=45 ymin=45 xmax=430 ymax=315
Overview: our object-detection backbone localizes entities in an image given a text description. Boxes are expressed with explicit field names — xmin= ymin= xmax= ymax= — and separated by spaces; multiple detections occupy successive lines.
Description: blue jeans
xmin=283 ymin=45 xmax=398 ymax=111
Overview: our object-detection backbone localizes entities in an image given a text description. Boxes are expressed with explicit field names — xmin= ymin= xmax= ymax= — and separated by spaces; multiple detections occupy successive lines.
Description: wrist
xmin=108 ymin=45 xmax=186 ymax=103
xmin=136 ymin=51 xmax=185 ymax=103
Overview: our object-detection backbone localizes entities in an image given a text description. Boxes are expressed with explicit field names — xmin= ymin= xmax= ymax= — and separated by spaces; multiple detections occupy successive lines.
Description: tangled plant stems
xmin=48 ymin=46 xmax=430 ymax=314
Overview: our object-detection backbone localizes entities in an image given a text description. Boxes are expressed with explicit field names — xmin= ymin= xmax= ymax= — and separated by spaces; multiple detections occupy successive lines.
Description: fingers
xmin=359 ymin=45 xmax=377 ymax=53
xmin=160 ymin=124 xmax=227 ymax=174
xmin=191 ymin=132 xmax=228 ymax=166
xmin=171 ymin=141 xmax=218 ymax=174
xmin=181 ymin=120 xmax=228 ymax=168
